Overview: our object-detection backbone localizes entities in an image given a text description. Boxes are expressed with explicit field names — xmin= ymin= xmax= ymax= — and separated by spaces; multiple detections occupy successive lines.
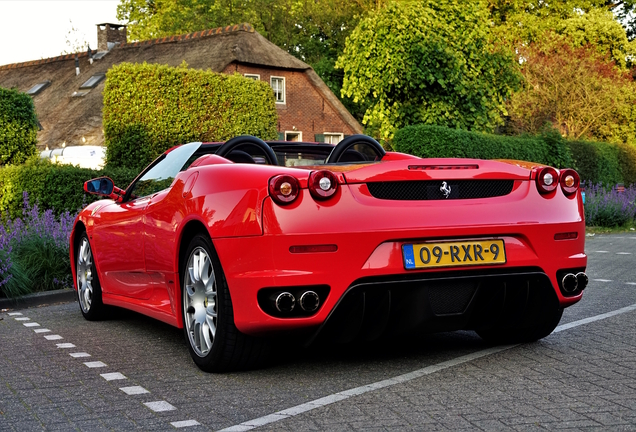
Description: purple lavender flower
xmin=583 ymin=182 xmax=636 ymax=227
xmin=0 ymin=192 xmax=79 ymax=294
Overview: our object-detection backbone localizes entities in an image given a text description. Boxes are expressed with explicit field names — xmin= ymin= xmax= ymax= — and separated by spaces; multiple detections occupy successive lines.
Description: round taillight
xmin=536 ymin=167 xmax=559 ymax=194
xmin=559 ymin=169 xmax=580 ymax=196
xmin=308 ymin=170 xmax=339 ymax=200
xmin=269 ymin=175 xmax=300 ymax=205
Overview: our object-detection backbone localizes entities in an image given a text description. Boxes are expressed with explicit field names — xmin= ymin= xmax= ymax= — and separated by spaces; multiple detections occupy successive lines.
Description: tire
xmin=181 ymin=233 xmax=269 ymax=372
xmin=76 ymin=233 xmax=106 ymax=321
xmin=477 ymin=307 xmax=563 ymax=344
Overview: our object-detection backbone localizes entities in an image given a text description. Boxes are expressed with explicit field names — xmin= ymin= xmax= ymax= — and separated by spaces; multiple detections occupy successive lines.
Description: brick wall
xmin=223 ymin=63 xmax=357 ymax=142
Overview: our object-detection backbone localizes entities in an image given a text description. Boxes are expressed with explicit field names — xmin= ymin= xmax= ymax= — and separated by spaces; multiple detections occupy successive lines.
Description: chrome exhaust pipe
xmin=576 ymin=272 xmax=588 ymax=290
xmin=562 ymin=273 xmax=578 ymax=293
xmin=275 ymin=292 xmax=295 ymax=313
xmin=299 ymin=291 xmax=320 ymax=312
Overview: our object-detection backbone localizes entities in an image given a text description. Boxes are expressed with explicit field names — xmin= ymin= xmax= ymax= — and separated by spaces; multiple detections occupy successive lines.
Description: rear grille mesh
xmin=367 ymin=180 xmax=514 ymax=200
xmin=428 ymin=281 xmax=477 ymax=315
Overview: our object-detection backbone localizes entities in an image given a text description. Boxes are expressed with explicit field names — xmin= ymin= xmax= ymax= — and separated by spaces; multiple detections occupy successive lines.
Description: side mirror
xmin=84 ymin=177 xmax=124 ymax=202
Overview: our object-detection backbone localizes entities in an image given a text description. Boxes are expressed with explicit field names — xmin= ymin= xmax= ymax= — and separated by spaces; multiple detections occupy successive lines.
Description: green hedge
xmin=0 ymin=159 xmax=137 ymax=220
xmin=0 ymin=87 xmax=38 ymax=166
xmin=394 ymin=124 xmax=636 ymax=185
xmin=104 ymin=62 xmax=279 ymax=171
xmin=568 ymin=140 xmax=636 ymax=186
xmin=394 ymin=125 xmax=573 ymax=169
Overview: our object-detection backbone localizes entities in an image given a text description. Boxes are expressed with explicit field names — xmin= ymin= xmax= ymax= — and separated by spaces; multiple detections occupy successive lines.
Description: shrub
xmin=583 ymin=182 xmax=636 ymax=227
xmin=0 ymin=87 xmax=38 ymax=166
xmin=0 ymin=193 xmax=76 ymax=298
xmin=393 ymin=125 xmax=573 ymax=168
xmin=0 ymin=158 xmax=138 ymax=220
xmin=568 ymin=140 xmax=636 ymax=186
xmin=104 ymin=62 xmax=279 ymax=171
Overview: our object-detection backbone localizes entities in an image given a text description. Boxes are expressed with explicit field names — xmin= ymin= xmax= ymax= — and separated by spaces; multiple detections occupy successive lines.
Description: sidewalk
xmin=0 ymin=288 xmax=75 ymax=311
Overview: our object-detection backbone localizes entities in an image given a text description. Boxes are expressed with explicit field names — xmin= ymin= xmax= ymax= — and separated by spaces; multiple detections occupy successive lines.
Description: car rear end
xmin=213 ymin=156 xmax=586 ymax=342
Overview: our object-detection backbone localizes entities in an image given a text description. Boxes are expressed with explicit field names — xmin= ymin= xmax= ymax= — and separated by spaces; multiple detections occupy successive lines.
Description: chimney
xmin=96 ymin=23 xmax=127 ymax=51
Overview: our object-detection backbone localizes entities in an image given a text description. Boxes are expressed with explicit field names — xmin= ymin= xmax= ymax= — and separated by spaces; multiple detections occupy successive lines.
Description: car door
xmin=90 ymin=143 xmax=202 ymax=300
xmin=90 ymin=196 xmax=151 ymax=299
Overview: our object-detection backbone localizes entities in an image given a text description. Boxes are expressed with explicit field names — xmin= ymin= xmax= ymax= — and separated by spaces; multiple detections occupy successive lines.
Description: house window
xmin=323 ymin=133 xmax=344 ymax=144
xmin=71 ymin=90 xmax=90 ymax=98
xmin=285 ymin=131 xmax=302 ymax=141
xmin=244 ymin=74 xmax=260 ymax=80
xmin=270 ymin=76 xmax=285 ymax=104
xmin=79 ymin=73 xmax=105 ymax=89
xmin=26 ymin=80 xmax=51 ymax=96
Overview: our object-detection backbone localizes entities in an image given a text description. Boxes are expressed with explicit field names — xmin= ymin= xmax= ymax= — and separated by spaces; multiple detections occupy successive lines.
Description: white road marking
xmin=144 ymin=401 xmax=176 ymax=412
xmin=44 ymin=335 xmax=63 ymax=340
xmin=172 ymin=420 xmax=201 ymax=428
xmin=616 ymin=252 xmax=632 ymax=255
xmin=217 ymin=346 xmax=515 ymax=432
xmin=217 ymin=303 xmax=636 ymax=432
xmin=120 ymin=386 xmax=149 ymax=395
xmin=626 ymin=282 xmax=636 ymax=286
xmin=101 ymin=372 xmax=127 ymax=381
xmin=34 ymin=328 xmax=50 ymax=333
xmin=593 ymin=279 xmax=612 ymax=282
xmin=594 ymin=251 xmax=609 ymax=253
xmin=69 ymin=352 xmax=91 ymax=358
xmin=14 ymin=317 xmax=30 ymax=321
xmin=84 ymin=361 xmax=107 ymax=368
xmin=23 ymin=322 xmax=40 ymax=327
xmin=7 ymin=312 xmax=22 ymax=316
xmin=554 ymin=304 xmax=636 ymax=333
xmin=56 ymin=343 xmax=76 ymax=349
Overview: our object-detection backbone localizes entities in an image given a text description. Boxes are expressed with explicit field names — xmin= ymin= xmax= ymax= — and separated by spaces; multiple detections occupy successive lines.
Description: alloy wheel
xmin=183 ymin=246 xmax=218 ymax=357
xmin=77 ymin=237 xmax=94 ymax=313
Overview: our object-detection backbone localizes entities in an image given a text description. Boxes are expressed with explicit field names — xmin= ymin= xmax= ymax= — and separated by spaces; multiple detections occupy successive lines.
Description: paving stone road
xmin=1 ymin=233 xmax=636 ymax=431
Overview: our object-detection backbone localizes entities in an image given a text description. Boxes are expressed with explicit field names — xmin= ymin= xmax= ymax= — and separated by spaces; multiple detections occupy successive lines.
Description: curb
xmin=0 ymin=288 xmax=76 ymax=311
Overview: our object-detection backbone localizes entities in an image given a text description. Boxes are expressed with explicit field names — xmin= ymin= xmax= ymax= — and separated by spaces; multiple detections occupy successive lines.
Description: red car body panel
xmin=70 ymin=150 xmax=586 ymax=336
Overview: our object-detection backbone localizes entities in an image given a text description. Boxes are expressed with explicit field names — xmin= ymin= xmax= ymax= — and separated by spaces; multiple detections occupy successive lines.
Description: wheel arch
xmin=70 ymin=220 xmax=87 ymax=292
xmin=177 ymin=218 xmax=212 ymax=278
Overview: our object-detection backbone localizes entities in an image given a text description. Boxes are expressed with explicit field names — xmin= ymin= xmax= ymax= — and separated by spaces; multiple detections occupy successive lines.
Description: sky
xmin=0 ymin=0 xmax=121 ymax=66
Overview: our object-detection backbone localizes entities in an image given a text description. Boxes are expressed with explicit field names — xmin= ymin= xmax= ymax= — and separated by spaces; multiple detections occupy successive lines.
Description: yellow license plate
xmin=402 ymin=239 xmax=506 ymax=270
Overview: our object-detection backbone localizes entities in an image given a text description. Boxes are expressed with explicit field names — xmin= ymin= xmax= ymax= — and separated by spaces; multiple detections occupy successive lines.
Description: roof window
xmin=79 ymin=73 xmax=105 ymax=89
xmin=72 ymin=90 xmax=90 ymax=98
xmin=26 ymin=80 xmax=51 ymax=96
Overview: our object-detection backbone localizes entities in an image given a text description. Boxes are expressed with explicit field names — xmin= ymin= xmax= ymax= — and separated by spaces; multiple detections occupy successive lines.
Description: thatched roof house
xmin=0 ymin=23 xmax=362 ymax=150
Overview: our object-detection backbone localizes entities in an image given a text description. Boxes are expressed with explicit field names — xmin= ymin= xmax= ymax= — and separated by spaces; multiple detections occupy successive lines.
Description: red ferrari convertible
xmin=71 ymin=135 xmax=587 ymax=371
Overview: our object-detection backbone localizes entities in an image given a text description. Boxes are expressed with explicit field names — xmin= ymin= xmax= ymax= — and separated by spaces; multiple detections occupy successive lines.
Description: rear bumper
xmin=214 ymin=181 xmax=586 ymax=336
xmin=214 ymin=225 xmax=586 ymax=337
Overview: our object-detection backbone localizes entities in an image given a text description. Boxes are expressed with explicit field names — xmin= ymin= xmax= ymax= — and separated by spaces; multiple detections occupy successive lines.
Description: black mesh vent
xmin=428 ymin=281 xmax=476 ymax=315
xmin=367 ymin=180 xmax=514 ymax=200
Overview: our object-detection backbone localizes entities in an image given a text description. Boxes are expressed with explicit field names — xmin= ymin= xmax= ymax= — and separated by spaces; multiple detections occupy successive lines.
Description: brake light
xmin=536 ymin=167 xmax=559 ymax=194
xmin=308 ymin=170 xmax=339 ymax=200
xmin=559 ymin=169 xmax=580 ymax=196
xmin=269 ymin=175 xmax=300 ymax=205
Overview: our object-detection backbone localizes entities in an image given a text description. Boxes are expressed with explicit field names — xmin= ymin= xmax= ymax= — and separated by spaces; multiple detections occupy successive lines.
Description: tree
xmin=61 ymin=19 xmax=88 ymax=55
xmin=558 ymin=8 xmax=636 ymax=68
xmin=507 ymin=33 xmax=636 ymax=144
xmin=0 ymin=87 xmax=38 ymax=166
xmin=116 ymin=0 xmax=389 ymax=120
xmin=337 ymin=1 xmax=522 ymax=141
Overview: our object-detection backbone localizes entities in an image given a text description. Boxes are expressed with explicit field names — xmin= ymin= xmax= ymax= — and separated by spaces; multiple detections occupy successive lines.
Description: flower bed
xmin=584 ymin=182 xmax=636 ymax=227
xmin=0 ymin=192 xmax=76 ymax=298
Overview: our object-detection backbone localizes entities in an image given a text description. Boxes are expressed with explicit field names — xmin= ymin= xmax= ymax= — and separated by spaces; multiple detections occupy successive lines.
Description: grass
xmin=586 ymin=221 xmax=636 ymax=235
